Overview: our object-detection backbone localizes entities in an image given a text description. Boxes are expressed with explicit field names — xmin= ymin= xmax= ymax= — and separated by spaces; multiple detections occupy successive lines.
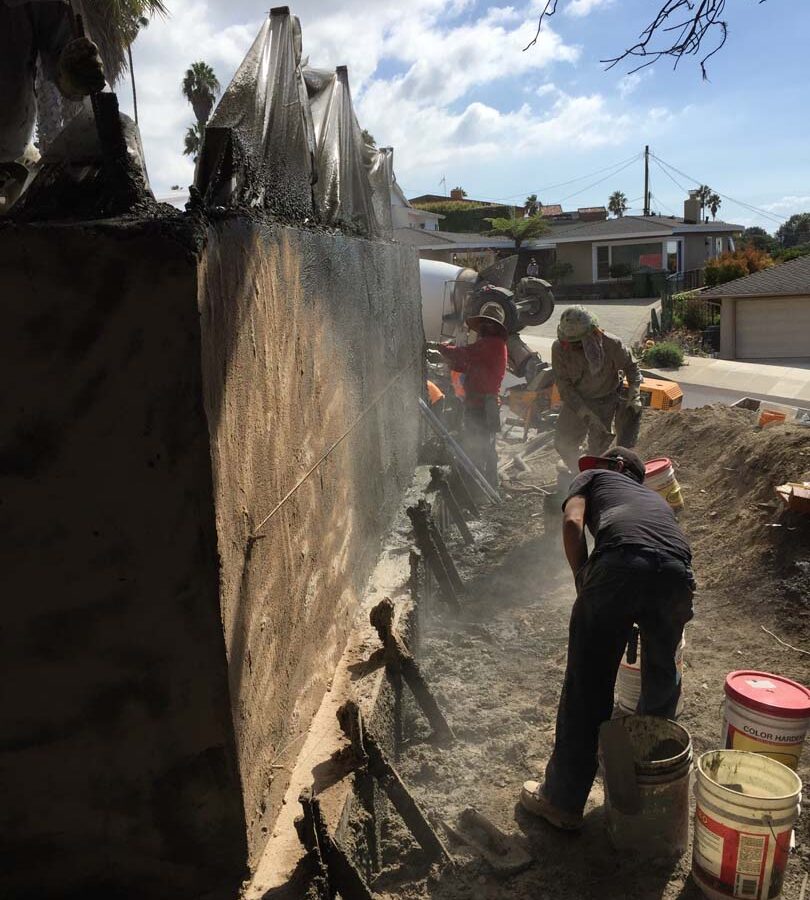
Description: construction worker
xmin=520 ymin=447 xmax=695 ymax=830
xmin=431 ymin=301 xmax=508 ymax=488
xmin=0 ymin=1 xmax=104 ymax=207
xmin=552 ymin=306 xmax=642 ymax=474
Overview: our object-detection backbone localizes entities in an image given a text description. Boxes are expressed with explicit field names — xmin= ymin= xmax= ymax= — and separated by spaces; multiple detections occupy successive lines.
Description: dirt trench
xmin=369 ymin=406 xmax=810 ymax=900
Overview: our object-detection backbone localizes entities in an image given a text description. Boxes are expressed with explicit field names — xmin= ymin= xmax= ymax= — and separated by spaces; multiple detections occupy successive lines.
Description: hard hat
xmin=557 ymin=305 xmax=598 ymax=342
xmin=466 ymin=300 xmax=508 ymax=336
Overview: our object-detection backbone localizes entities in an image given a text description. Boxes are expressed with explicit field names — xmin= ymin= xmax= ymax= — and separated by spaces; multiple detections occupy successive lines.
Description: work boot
xmin=519 ymin=781 xmax=583 ymax=831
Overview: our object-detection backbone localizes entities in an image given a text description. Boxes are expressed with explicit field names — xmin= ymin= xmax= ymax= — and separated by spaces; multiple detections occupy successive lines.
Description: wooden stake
xmin=337 ymin=701 xmax=452 ymax=866
xmin=296 ymin=788 xmax=376 ymax=900
xmin=370 ymin=598 xmax=454 ymax=743
xmin=407 ymin=501 xmax=461 ymax=610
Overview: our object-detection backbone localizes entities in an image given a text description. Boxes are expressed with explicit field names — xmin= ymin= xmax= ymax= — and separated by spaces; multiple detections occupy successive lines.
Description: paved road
xmin=525 ymin=298 xmax=658 ymax=347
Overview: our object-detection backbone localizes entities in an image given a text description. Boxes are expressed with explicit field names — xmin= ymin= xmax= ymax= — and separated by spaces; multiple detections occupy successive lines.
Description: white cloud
xmin=565 ymin=0 xmax=614 ymax=17
xmin=117 ymin=0 xmax=676 ymax=200
xmin=762 ymin=195 xmax=810 ymax=214
xmin=618 ymin=71 xmax=646 ymax=98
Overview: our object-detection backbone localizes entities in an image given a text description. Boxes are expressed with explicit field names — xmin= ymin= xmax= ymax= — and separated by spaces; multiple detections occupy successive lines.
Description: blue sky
xmin=124 ymin=0 xmax=807 ymax=231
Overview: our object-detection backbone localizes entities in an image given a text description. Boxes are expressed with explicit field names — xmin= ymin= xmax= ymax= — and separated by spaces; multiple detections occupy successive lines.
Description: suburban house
xmin=549 ymin=214 xmax=742 ymax=292
xmin=390 ymin=179 xmax=443 ymax=232
xmin=702 ymin=254 xmax=810 ymax=361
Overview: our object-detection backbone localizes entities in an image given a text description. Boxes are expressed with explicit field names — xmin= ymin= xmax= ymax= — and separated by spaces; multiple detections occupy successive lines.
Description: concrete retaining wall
xmin=199 ymin=219 xmax=423 ymax=865
xmin=0 ymin=215 xmax=422 ymax=897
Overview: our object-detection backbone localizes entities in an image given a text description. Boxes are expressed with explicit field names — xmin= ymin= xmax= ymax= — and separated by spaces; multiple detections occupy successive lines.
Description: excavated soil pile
xmin=372 ymin=406 xmax=810 ymax=900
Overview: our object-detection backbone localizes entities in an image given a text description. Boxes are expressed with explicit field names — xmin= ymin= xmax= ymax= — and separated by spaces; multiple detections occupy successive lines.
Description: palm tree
xmin=608 ymin=190 xmax=628 ymax=218
xmin=183 ymin=123 xmax=203 ymax=162
xmin=708 ymin=192 xmax=722 ymax=220
xmin=484 ymin=215 xmax=549 ymax=251
xmin=182 ymin=62 xmax=221 ymax=132
xmin=525 ymin=193 xmax=540 ymax=216
xmin=696 ymin=184 xmax=713 ymax=221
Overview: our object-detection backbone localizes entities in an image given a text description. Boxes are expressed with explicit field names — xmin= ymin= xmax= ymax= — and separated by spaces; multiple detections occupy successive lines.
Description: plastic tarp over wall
xmin=196 ymin=6 xmax=394 ymax=239
xmin=196 ymin=9 xmax=314 ymax=219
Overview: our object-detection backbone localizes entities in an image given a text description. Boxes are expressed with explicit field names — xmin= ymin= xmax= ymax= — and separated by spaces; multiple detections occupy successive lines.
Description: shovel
xmin=599 ymin=719 xmax=642 ymax=815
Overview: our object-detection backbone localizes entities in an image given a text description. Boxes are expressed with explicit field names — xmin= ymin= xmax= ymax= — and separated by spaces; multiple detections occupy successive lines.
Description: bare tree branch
xmin=524 ymin=0 xmax=768 ymax=79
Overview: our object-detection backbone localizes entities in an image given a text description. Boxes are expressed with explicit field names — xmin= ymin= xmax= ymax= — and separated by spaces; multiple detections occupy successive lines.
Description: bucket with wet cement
xmin=693 ymin=750 xmax=802 ymax=900
xmin=602 ymin=715 xmax=692 ymax=858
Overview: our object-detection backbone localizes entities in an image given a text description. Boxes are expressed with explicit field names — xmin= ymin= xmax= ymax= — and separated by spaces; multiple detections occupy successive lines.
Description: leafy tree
xmin=183 ymin=122 xmax=203 ymax=162
xmin=705 ymin=247 xmax=773 ymax=287
xmin=708 ymin=192 xmax=721 ymax=220
xmin=608 ymin=190 xmax=628 ymax=218
xmin=484 ymin=215 xmax=549 ymax=250
xmin=525 ymin=193 xmax=540 ymax=216
xmin=739 ymin=226 xmax=776 ymax=254
xmin=776 ymin=213 xmax=810 ymax=249
xmin=182 ymin=61 xmax=220 ymax=131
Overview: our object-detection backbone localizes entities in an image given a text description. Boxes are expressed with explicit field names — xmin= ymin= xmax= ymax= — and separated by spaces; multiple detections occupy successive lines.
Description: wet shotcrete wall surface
xmin=0 ymin=219 xmax=247 ymax=900
xmin=0 ymin=213 xmax=422 ymax=898
xmin=198 ymin=219 xmax=423 ymax=867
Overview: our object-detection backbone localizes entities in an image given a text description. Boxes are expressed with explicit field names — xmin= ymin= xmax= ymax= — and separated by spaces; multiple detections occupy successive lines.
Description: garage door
xmin=736 ymin=297 xmax=810 ymax=359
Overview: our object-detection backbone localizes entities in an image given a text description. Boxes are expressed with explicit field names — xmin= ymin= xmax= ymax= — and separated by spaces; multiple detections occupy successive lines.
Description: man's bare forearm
xmin=562 ymin=519 xmax=587 ymax=576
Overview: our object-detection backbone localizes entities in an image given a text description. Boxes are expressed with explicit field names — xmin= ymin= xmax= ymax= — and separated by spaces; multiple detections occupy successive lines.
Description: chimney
xmin=450 ymin=187 xmax=465 ymax=201
xmin=683 ymin=191 xmax=700 ymax=224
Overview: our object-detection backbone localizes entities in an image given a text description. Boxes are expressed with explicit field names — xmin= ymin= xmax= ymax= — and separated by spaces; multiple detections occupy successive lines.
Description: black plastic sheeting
xmin=195 ymin=7 xmax=393 ymax=239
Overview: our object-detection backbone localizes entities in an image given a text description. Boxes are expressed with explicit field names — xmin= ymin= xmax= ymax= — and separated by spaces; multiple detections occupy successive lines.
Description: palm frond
xmin=77 ymin=0 xmax=169 ymax=85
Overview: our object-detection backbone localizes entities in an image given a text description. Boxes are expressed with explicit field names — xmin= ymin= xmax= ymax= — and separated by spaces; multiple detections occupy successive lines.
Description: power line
xmin=651 ymin=158 xmax=691 ymax=196
xmin=559 ymin=156 xmax=640 ymax=203
xmin=651 ymin=153 xmax=786 ymax=227
xmin=492 ymin=152 xmax=643 ymax=203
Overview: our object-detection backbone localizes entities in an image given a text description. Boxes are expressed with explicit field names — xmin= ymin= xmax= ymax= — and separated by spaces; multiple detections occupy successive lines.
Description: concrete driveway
xmin=524 ymin=297 xmax=657 ymax=346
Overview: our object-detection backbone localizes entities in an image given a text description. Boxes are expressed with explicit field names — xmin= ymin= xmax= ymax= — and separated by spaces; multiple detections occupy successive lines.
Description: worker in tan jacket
xmin=551 ymin=306 xmax=641 ymax=474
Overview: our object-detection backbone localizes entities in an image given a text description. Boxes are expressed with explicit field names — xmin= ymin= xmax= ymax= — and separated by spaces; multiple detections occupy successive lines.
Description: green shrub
xmin=411 ymin=202 xmax=518 ymax=233
xmin=644 ymin=342 xmax=684 ymax=368
xmin=773 ymin=244 xmax=810 ymax=262
xmin=609 ymin=262 xmax=632 ymax=278
xmin=549 ymin=261 xmax=573 ymax=283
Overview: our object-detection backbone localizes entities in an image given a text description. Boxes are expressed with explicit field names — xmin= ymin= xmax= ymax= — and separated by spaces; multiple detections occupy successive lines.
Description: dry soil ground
xmin=373 ymin=406 xmax=810 ymax=900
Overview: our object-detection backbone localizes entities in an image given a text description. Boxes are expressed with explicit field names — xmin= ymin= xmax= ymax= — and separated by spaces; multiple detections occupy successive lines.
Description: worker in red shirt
xmin=432 ymin=301 xmax=508 ymax=488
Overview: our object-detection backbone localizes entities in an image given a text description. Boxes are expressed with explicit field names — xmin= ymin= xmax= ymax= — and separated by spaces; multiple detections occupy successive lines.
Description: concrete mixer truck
xmin=419 ymin=257 xmax=555 ymax=384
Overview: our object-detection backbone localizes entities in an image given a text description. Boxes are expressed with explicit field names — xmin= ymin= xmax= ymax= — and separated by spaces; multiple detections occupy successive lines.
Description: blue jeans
xmin=543 ymin=547 xmax=695 ymax=815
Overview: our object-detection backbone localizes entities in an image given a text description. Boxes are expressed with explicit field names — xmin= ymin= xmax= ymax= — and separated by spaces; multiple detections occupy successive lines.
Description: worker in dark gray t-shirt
xmin=520 ymin=446 xmax=695 ymax=831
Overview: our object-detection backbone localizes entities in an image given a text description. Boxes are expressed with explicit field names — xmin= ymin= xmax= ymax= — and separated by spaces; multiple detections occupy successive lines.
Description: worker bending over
xmin=521 ymin=447 xmax=694 ymax=830
xmin=552 ymin=306 xmax=641 ymax=474
xmin=434 ymin=301 xmax=508 ymax=488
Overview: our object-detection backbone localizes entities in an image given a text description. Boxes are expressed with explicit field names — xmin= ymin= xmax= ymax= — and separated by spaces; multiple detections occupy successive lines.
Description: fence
xmin=660 ymin=270 xmax=719 ymax=334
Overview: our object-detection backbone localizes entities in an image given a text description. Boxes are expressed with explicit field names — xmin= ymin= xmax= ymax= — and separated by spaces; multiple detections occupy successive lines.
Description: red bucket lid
xmin=725 ymin=670 xmax=810 ymax=719
xmin=644 ymin=457 xmax=672 ymax=478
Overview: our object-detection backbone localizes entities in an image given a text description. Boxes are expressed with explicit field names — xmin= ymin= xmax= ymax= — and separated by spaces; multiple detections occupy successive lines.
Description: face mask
xmin=581 ymin=330 xmax=605 ymax=375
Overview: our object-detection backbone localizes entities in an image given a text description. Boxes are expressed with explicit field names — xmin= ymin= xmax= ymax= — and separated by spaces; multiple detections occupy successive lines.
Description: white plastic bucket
xmin=616 ymin=630 xmax=686 ymax=716
xmin=645 ymin=457 xmax=684 ymax=511
xmin=693 ymin=750 xmax=802 ymax=900
xmin=722 ymin=671 xmax=810 ymax=771
xmin=603 ymin=715 xmax=692 ymax=858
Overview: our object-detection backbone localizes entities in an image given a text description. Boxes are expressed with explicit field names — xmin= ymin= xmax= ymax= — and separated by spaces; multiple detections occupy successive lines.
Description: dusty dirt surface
xmin=373 ymin=405 xmax=810 ymax=900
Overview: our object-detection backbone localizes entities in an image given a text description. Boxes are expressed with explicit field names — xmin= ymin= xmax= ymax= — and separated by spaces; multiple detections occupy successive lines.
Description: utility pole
xmin=643 ymin=145 xmax=650 ymax=216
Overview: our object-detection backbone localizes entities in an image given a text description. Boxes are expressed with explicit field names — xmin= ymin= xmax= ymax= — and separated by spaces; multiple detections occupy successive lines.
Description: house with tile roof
xmin=702 ymin=254 xmax=810 ymax=361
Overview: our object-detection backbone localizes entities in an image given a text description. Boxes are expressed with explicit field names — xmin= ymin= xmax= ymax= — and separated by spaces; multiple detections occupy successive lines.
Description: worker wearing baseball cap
xmin=520 ymin=446 xmax=695 ymax=830
xmin=432 ymin=301 xmax=508 ymax=488
xmin=551 ymin=306 xmax=642 ymax=474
